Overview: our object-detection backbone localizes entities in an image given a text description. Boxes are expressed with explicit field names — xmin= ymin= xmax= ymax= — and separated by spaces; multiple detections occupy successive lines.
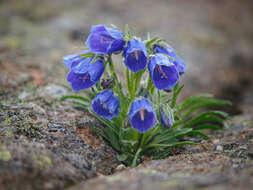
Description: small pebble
xmin=18 ymin=91 xmax=30 ymax=100
xmin=216 ymin=145 xmax=223 ymax=151
xmin=239 ymin=145 xmax=247 ymax=150
xmin=115 ymin=164 xmax=126 ymax=172
xmin=40 ymin=84 xmax=68 ymax=98
xmin=47 ymin=123 xmax=62 ymax=132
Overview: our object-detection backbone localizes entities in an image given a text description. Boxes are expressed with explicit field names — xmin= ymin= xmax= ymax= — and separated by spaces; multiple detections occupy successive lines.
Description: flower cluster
xmin=64 ymin=24 xmax=185 ymax=133
xmin=62 ymin=25 xmax=230 ymax=166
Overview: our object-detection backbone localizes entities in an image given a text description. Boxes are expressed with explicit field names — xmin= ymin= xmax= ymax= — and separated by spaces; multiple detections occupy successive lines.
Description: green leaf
xmin=88 ymin=109 xmax=119 ymax=135
xmin=182 ymin=114 xmax=224 ymax=128
xmin=170 ymin=82 xmax=184 ymax=108
xmin=121 ymin=140 xmax=138 ymax=146
xmin=60 ymin=95 xmax=90 ymax=103
xmin=89 ymin=126 xmax=108 ymax=140
xmin=72 ymin=101 xmax=89 ymax=109
xmin=150 ymin=127 xmax=192 ymax=144
xmin=80 ymin=52 xmax=95 ymax=59
xmin=193 ymin=124 xmax=222 ymax=130
xmin=175 ymin=85 xmax=184 ymax=97
xmin=104 ymin=127 xmax=120 ymax=151
xmin=185 ymin=130 xmax=209 ymax=139
xmin=141 ymin=126 xmax=161 ymax=147
xmin=176 ymin=94 xmax=214 ymax=112
xmin=131 ymin=148 xmax=142 ymax=167
xmin=147 ymin=141 xmax=199 ymax=148
xmin=192 ymin=110 xmax=229 ymax=118
xmin=181 ymin=99 xmax=231 ymax=120
xmin=117 ymin=154 xmax=128 ymax=161
xmin=155 ymin=127 xmax=192 ymax=141
xmin=152 ymin=149 xmax=171 ymax=160
xmin=112 ymin=117 xmax=121 ymax=128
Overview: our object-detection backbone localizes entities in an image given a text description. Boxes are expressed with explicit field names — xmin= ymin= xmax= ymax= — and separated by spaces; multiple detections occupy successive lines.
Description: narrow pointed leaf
xmin=72 ymin=101 xmax=89 ymax=109
xmin=176 ymin=94 xmax=214 ymax=112
xmin=193 ymin=124 xmax=222 ymax=130
xmin=147 ymin=141 xmax=199 ymax=148
xmin=60 ymin=95 xmax=90 ymax=102
xmin=181 ymin=99 xmax=231 ymax=120
xmin=182 ymin=115 xmax=224 ymax=128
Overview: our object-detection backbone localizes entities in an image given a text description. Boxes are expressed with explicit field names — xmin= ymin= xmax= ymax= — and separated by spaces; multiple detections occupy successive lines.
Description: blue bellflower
xmin=154 ymin=44 xmax=186 ymax=74
xmin=63 ymin=51 xmax=104 ymax=91
xmin=160 ymin=108 xmax=173 ymax=128
xmin=91 ymin=90 xmax=119 ymax=119
xmin=123 ymin=39 xmax=148 ymax=72
xmin=129 ymin=99 xmax=157 ymax=133
xmin=148 ymin=54 xmax=179 ymax=90
xmin=86 ymin=25 xmax=125 ymax=55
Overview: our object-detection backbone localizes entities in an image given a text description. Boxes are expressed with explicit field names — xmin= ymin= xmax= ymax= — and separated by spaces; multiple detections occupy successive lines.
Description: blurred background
xmin=0 ymin=0 xmax=253 ymax=114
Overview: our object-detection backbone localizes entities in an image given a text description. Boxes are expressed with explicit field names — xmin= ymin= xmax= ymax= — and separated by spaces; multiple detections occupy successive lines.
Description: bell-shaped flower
xmin=63 ymin=51 xmax=104 ymax=91
xmin=154 ymin=44 xmax=186 ymax=74
xmin=123 ymin=39 xmax=148 ymax=72
xmin=159 ymin=107 xmax=173 ymax=128
xmin=129 ymin=99 xmax=157 ymax=133
xmin=148 ymin=54 xmax=179 ymax=90
xmin=86 ymin=25 xmax=125 ymax=55
xmin=63 ymin=53 xmax=82 ymax=69
xmin=91 ymin=90 xmax=119 ymax=119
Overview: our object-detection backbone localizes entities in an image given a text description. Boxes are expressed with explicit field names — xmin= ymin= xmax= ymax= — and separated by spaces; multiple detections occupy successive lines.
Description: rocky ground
xmin=0 ymin=0 xmax=253 ymax=190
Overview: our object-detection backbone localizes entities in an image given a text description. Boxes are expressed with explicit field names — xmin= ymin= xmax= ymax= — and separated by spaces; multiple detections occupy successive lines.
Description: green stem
xmin=108 ymin=55 xmax=121 ymax=93
xmin=140 ymin=131 xmax=148 ymax=148
xmin=107 ymin=55 xmax=126 ymax=128
xmin=126 ymin=68 xmax=131 ymax=97
xmin=130 ymin=72 xmax=136 ymax=100
xmin=146 ymin=75 xmax=154 ymax=93
xmin=158 ymin=90 xmax=161 ymax=105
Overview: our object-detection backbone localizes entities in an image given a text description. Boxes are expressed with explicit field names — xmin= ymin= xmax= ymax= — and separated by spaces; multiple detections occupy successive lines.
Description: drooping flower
xmin=63 ymin=51 xmax=104 ymax=91
xmin=154 ymin=44 xmax=186 ymax=74
xmin=86 ymin=25 xmax=125 ymax=55
xmin=63 ymin=53 xmax=82 ymax=68
xmin=129 ymin=99 xmax=157 ymax=133
xmin=159 ymin=107 xmax=173 ymax=128
xmin=148 ymin=54 xmax=179 ymax=90
xmin=123 ymin=39 xmax=148 ymax=72
xmin=91 ymin=90 xmax=119 ymax=119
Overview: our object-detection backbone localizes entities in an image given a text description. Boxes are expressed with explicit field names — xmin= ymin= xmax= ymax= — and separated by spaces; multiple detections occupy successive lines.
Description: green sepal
xmin=80 ymin=52 xmax=95 ymax=59
xmin=145 ymin=37 xmax=158 ymax=47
